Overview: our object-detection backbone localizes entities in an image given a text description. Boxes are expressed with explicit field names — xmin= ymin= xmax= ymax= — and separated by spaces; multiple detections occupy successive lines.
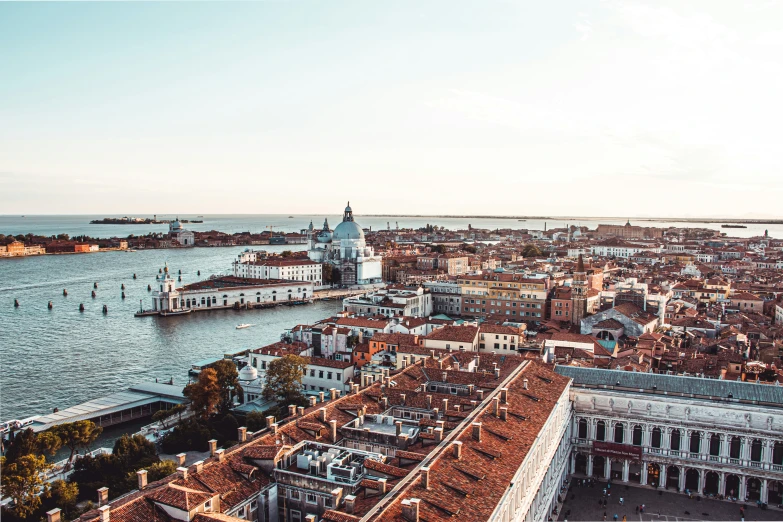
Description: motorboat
xmin=236 ymin=323 xmax=252 ymax=329
xmin=160 ymin=309 xmax=192 ymax=317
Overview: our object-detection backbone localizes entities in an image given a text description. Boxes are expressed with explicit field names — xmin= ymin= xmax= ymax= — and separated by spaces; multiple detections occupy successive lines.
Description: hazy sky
xmin=2 ymin=1 xmax=782 ymax=217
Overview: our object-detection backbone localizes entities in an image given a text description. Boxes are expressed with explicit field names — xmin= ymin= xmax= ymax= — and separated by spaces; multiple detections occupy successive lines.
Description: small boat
xmin=160 ymin=309 xmax=192 ymax=317
xmin=236 ymin=324 xmax=252 ymax=329
xmin=288 ymin=216 xmax=294 ymax=218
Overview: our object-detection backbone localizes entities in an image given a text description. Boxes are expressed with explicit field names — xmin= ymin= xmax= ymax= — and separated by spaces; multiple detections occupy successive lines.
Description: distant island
xmin=90 ymin=217 xmax=203 ymax=225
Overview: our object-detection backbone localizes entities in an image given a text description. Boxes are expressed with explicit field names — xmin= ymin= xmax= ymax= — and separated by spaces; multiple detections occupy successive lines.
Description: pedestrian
xmin=635 ymin=506 xmax=639 ymax=514
xmin=619 ymin=497 xmax=624 ymax=505
xmin=613 ymin=514 xmax=618 ymax=521
xmin=622 ymin=516 xmax=627 ymax=522
xmin=603 ymin=488 xmax=607 ymax=496
xmin=641 ymin=504 xmax=645 ymax=513
xmin=603 ymin=514 xmax=606 ymax=521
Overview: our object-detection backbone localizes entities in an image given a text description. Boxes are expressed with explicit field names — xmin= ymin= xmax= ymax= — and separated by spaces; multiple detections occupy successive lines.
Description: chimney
xmin=438 ymin=359 xmax=443 ymax=369
xmin=177 ymin=467 xmax=188 ymax=481
xmin=378 ymin=477 xmax=388 ymax=493
xmin=208 ymin=439 xmax=218 ymax=457
xmin=345 ymin=494 xmax=357 ymax=514
xmin=215 ymin=449 xmax=225 ymax=462
xmin=426 ymin=395 xmax=432 ymax=409
xmin=402 ymin=356 xmax=408 ymax=368
xmin=238 ymin=426 xmax=247 ymax=442
xmin=381 ymin=397 xmax=388 ymax=409
xmin=330 ymin=388 xmax=338 ymax=400
xmin=305 ymin=516 xmax=317 ymax=522
xmin=467 ymin=384 xmax=474 ymax=395
xmin=452 ymin=441 xmax=462 ymax=460
xmin=454 ymin=361 xmax=460 ymax=371
xmin=395 ymin=420 xmax=403 ymax=435
xmin=400 ymin=393 xmax=406 ymax=405
xmin=194 ymin=460 xmax=204 ymax=473
xmin=500 ymin=387 xmax=508 ymax=404
xmin=46 ymin=508 xmax=61 ymax=522
xmin=97 ymin=487 xmax=109 ymax=507
xmin=402 ymin=498 xmax=421 ymax=522
xmin=297 ymin=406 xmax=305 ymax=417
xmin=432 ymin=407 xmax=439 ymax=418
xmin=420 ymin=467 xmax=430 ymax=489
xmin=330 ymin=420 xmax=338 ymax=442
xmin=137 ymin=469 xmax=148 ymax=490
xmin=271 ymin=423 xmax=279 ymax=435
xmin=477 ymin=390 xmax=484 ymax=400
xmin=288 ymin=405 xmax=297 ymax=417
xmin=472 ymin=422 xmax=482 ymax=442
xmin=493 ymin=396 xmax=500 ymax=417
xmin=319 ymin=391 xmax=325 ymax=403
xmin=494 ymin=367 xmax=500 ymax=378
xmin=434 ymin=427 xmax=444 ymax=442
xmin=331 ymin=487 xmax=343 ymax=509
xmin=523 ymin=378 xmax=529 ymax=390
xmin=176 ymin=453 xmax=186 ymax=466
xmin=430 ymin=350 xmax=436 ymax=359
xmin=441 ymin=371 xmax=447 ymax=382
xmin=98 ymin=505 xmax=110 ymax=522
xmin=266 ymin=415 xmax=275 ymax=428
xmin=352 ymin=383 xmax=360 ymax=394
xmin=319 ymin=407 xmax=327 ymax=422
xmin=500 ymin=407 xmax=508 ymax=421
xmin=309 ymin=396 xmax=317 ymax=408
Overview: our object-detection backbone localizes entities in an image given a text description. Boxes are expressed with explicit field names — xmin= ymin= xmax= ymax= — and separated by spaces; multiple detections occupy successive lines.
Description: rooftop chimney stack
xmin=426 ymin=395 xmax=432 ymax=409
xmin=46 ymin=508 xmax=61 ymax=522
xmin=176 ymin=453 xmax=186 ymax=467
xmin=97 ymin=487 xmax=109 ymax=507
xmin=177 ymin=467 xmax=188 ymax=481
xmin=500 ymin=388 xmax=508 ymax=404
xmin=494 ymin=367 xmax=500 ymax=378
xmin=493 ymin=396 xmax=500 ymax=417
xmin=297 ymin=406 xmax=305 ymax=417
xmin=309 ymin=396 xmax=317 ymax=408
xmin=345 ymin=495 xmax=357 ymax=514
xmin=331 ymin=487 xmax=343 ymax=510
xmin=137 ymin=469 xmax=148 ymax=490
xmin=420 ymin=467 xmax=430 ymax=489
xmin=378 ymin=477 xmax=388 ymax=493
xmin=395 ymin=420 xmax=403 ymax=435
xmin=402 ymin=498 xmax=421 ymax=522
xmin=215 ymin=449 xmax=225 ymax=462
xmin=98 ymin=505 xmax=110 ymax=522
xmin=330 ymin=388 xmax=338 ymax=400
xmin=288 ymin=405 xmax=297 ymax=417
xmin=453 ymin=441 xmax=463 ymax=460
xmin=434 ymin=427 xmax=444 ymax=442
xmin=271 ymin=423 xmax=279 ymax=435
xmin=381 ymin=397 xmax=388 ymax=409
xmin=400 ymin=393 xmax=406 ymax=405
xmin=500 ymin=407 xmax=508 ymax=421
xmin=523 ymin=378 xmax=529 ymax=390
xmin=319 ymin=407 xmax=328 ymax=422
xmin=442 ymin=398 xmax=449 ymax=411
xmin=477 ymin=390 xmax=484 ymax=400
xmin=266 ymin=415 xmax=275 ymax=428
xmin=194 ymin=460 xmax=204 ymax=473
xmin=472 ymin=422 xmax=482 ymax=442
xmin=330 ymin=420 xmax=338 ymax=442
xmin=238 ymin=426 xmax=247 ymax=442
xmin=208 ymin=439 xmax=217 ymax=457
xmin=319 ymin=391 xmax=325 ymax=403
xmin=442 ymin=371 xmax=447 ymax=382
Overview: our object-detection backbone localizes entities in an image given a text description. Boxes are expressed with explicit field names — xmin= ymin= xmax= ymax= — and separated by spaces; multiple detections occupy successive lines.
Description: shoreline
xmin=365 ymin=214 xmax=783 ymax=224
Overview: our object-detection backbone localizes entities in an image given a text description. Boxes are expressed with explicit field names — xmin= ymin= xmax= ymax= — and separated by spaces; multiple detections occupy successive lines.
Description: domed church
xmin=307 ymin=202 xmax=382 ymax=286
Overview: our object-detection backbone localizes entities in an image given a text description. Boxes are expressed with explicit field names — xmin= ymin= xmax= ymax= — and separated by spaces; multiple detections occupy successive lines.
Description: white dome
xmin=239 ymin=365 xmax=258 ymax=381
xmin=333 ymin=220 xmax=364 ymax=241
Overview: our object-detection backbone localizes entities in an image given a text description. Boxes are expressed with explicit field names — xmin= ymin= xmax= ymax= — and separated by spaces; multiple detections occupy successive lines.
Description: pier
xmin=24 ymin=382 xmax=187 ymax=433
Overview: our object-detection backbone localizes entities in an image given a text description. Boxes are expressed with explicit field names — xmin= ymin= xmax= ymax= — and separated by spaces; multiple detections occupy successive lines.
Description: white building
xmin=558 ymin=366 xmax=783 ymax=504
xmin=151 ymin=265 xmax=313 ymax=313
xmin=169 ymin=218 xmax=195 ymax=247
xmin=233 ymin=257 xmax=323 ymax=286
xmin=342 ymin=287 xmax=432 ymax=318
xmin=307 ymin=203 xmax=382 ymax=286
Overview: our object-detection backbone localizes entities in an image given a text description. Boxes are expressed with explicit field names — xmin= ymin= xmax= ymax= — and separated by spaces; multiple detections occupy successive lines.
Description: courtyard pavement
xmin=557 ymin=481 xmax=782 ymax=522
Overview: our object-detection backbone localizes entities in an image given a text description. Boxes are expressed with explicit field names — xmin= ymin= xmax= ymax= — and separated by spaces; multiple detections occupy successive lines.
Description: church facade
xmin=307 ymin=203 xmax=382 ymax=287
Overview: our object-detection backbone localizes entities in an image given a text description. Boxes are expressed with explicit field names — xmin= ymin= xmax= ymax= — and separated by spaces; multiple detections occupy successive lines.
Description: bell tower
xmin=571 ymin=254 xmax=588 ymax=325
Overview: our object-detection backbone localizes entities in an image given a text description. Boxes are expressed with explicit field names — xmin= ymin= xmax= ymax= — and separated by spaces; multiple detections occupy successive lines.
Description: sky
xmin=2 ymin=0 xmax=782 ymax=217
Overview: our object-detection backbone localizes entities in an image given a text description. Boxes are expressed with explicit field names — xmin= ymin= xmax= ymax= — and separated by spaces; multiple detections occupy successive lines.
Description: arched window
xmin=578 ymin=418 xmax=588 ymax=439
xmin=596 ymin=421 xmax=606 ymax=442
xmin=614 ymin=423 xmax=624 ymax=444
xmin=730 ymin=436 xmax=741 ymax=459
xmin=710 ymin=434 xmax=721 ymax=456
xmin=690 ymin=431 xmax=701 ymax=453
xmin=651 ymin=427 xmax=662 ymax=448
xmin=671 ymin=429 xmax=681 ymax=451
xmin=632 ymin=425 xmax=643 ymax=446
xmin=751 ymin=439 xmax=762 ymax=462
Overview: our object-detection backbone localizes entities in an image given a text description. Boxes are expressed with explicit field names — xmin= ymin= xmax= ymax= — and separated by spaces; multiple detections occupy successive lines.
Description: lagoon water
xmin=1 ymin=214 xmax=779 ymax=422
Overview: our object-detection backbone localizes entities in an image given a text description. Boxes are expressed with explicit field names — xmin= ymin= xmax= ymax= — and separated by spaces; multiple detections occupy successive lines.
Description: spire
xmin=576 ymin=253 xmax=585 ymax=273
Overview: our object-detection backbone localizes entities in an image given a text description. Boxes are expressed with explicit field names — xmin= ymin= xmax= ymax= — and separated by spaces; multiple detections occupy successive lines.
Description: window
xmin=327 ymin=372 xmax=333 ymax=380
xmin=310 ymin=370 xmax=315 ymax=377
xmin=289 ymin=489 xmax=301 ymax=500
xmin=306 ymin=493 xmax=317 ymax=505
xmin=204 ymin=499 xmax=213 ymax=512
xmin=290 ymin=510 xmax=301 ymax=522
xmin=325 ymin=497 xmax=334 ymax=508
xmin=319 ymin=371 xmax=324 ymax=378
xmin=596 ymin=421 xmax=606 ymax=441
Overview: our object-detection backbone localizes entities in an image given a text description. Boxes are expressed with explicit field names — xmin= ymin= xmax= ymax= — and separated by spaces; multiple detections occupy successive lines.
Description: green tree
xmin=245 ymin=411 xmax=266 ymax=432
xmin=521 ymin=244 xmax=542 ymax=258
xmin=52 ymin=421 xmax=103 ymax=466
xmin=322 ymin=263 xmax=333 ymax=284
xmin=461 ymin=243 xmax=477 ymax=254
xmin=36 ymin=430 xmax=63 ymax=457
xmin=281 ymin=250 xmax=293 ymax=257
xmin=0 ymin=454 xmax=51 ymax=518
xmin=43 ymin=479 xmax=79 ymax=519
xmin=213 ymin=359 xmax=243 ymax=411
xmin=263 ymin=354 xmax=308 ymax=404
xmin=183 ymin=368 xmax=222 ymax=420
xmin=3 ymin=429 xmax=39 ymax=463
xmin=151 ymin=409 xmax=174 ymax=429
xmin=112 ymin=434 xmax=158 ymax=471
xmin=146 ymin=460 xmax=177 ymax=481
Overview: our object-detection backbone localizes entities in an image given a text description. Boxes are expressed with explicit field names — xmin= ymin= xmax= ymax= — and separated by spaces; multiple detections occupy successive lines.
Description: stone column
xmin=587 ymin=454 xmax=594 ymax=477
xmin=622 ymin=460 xmax=629 ymax=482
xmin=679 ymin=467 xmax=686 ymax=492
xmin=640 ymin=462 xmax=648 ymax=486
xmin=739 ymin=475 xmax=747 ymax=501
xmin=762 ymin=440 xmax=770 ymax=467
xmin=761 ymin=478 xmax=769 ymax=504
xmin=663 ymin=428 xmax=671 ymax=455
xmin=570 ymin=452 xmax=576 ymax=474
xmin=698 ymin=469 xmax=705 ymax=495
xmin=719 ymin=472 xmax=726 ymax=496
xmin=659 ymin=466 xmax=667 ymax=489
xmin=605 ymin=457 xmax=611 ymax=480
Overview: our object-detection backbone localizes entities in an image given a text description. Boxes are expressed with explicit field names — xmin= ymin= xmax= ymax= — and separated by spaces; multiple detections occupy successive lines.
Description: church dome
xmin=170 ymin=219 xmax=183 ymax=231
xmin=333 ymin=220 xmax=364 ymax=241
xmin=239 ymin=365 xmax=258 ymax=381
